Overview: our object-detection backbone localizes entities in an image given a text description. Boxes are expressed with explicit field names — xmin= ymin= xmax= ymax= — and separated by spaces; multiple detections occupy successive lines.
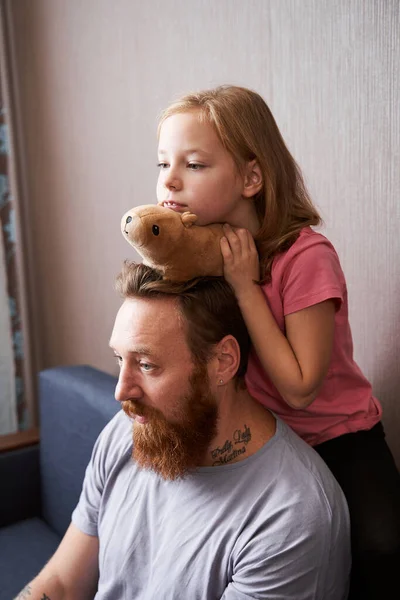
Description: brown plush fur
xmin=121 ymin=204 xmax=225 ymax=281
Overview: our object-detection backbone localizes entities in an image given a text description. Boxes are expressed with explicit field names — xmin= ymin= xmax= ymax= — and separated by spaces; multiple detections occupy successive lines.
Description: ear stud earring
xmin=218 ymin=379 xmax=224 ymax=385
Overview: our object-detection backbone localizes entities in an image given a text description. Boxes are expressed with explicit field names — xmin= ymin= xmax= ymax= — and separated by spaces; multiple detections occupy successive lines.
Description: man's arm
xmin=14 ymin=524 xmax=99 ymax=600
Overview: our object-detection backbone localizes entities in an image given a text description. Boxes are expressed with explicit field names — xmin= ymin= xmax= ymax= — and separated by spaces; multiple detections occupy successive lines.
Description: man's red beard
xmin=122 ymin=364 xmax=218 ymax=480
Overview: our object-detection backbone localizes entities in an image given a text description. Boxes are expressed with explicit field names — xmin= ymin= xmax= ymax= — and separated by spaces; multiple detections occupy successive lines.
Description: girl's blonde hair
xmin=158 ymin=85 xmax=321 ymax=282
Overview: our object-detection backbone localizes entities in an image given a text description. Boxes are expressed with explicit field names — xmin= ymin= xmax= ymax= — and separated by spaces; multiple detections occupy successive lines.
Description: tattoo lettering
xmin=211 ymin=439 xmax=232 ymax=460
xmin=233 ymin=424 xmax=251 ymax=445
xmin=211 ymin=425 xmax=252 ymax=466
xmin=15 ymin=586 xmax=32 ymax=599
xmin=212 ymin=445 xmax=246 ymax=466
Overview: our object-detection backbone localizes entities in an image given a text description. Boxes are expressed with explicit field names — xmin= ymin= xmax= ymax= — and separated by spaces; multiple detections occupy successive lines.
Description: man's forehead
xmin=110 ymin=296 xmax=185 ymax=349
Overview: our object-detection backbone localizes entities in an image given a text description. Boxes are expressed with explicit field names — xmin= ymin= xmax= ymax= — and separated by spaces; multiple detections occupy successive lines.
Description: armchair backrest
xmin=39 ymin=366 xmax=119 ymax=537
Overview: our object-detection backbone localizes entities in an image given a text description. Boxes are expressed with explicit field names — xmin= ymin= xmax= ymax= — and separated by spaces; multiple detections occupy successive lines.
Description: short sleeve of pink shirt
xmin=245 ymin=227 xmax=382 ymax=446
xmin=280 ymin=230 xmax=344 ymax=316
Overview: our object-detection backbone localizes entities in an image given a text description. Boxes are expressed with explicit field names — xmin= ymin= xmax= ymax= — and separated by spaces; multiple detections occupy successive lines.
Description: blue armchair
xmin=0 ymin=366 xmax=119 ymax=599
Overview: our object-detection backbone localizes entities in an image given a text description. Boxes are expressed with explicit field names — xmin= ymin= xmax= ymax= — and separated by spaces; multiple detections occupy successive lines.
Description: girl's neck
xmin=227 ymin=199 xmax=260 ymax=236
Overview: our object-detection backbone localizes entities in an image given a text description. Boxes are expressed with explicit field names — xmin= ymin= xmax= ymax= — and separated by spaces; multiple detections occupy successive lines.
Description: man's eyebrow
xmin=108 ymin=342 xmax=153 ymax=357
xmin=132 ymin=346 xmax=153 ymax=356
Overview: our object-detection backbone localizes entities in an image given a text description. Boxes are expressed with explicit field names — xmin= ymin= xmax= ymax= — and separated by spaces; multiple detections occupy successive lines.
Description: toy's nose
xmin=121 ymin=212 xmax=146 ymax=247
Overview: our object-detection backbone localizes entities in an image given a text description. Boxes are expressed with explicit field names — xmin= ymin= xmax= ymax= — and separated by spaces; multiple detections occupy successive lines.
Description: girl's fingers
xmin=223 ymin=224 xmax=245 ymax=256
xmin=220 ymin=236 xmax=233 ymax=262
xmin=237 ymin=228 xmax=252 ymax=253
xmin=235 ymin=227 xmax=257 ymax=256
xmin=247 ymin=231 xmax=258 ymax=254
xmin=223 ymin=224 xmax=255 ymax=257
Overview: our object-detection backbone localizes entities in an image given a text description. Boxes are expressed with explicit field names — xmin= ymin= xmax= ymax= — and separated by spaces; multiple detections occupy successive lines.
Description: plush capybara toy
xmin=121 ymin=204 xmax=225 ymax=281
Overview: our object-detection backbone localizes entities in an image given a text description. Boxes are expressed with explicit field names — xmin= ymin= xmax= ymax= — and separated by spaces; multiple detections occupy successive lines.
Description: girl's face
xmin=157 ymin=111 xmax=249 ymax=227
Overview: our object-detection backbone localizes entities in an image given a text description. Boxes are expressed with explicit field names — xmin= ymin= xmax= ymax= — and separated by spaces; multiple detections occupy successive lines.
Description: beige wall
xmin=7 ymin=1 xmax=400 ymax=460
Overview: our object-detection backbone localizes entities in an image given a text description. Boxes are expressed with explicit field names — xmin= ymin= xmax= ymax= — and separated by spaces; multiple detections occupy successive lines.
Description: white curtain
xmin=0 ymin=220 xmax=16 ymax=435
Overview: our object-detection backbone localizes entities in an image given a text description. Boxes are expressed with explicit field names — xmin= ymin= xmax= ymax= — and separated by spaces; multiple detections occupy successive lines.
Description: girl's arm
xmin=221 ymin=226 xmax=336 ymax=409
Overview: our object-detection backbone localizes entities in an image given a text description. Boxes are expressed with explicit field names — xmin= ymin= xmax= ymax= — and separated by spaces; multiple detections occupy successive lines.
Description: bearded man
xmin=16 ymin=262 xmax=351 ymax=600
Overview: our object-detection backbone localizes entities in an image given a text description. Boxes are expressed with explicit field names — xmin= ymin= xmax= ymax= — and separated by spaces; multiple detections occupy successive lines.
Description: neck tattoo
xmin=210 ymin=424 xmax=252 ymax=466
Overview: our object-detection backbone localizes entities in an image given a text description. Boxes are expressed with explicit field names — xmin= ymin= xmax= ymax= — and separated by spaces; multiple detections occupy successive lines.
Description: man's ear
xmin=214 ymin=335 xmax=240 ymax=386
xmin=242 ymin=159 xmax=263 ymax=198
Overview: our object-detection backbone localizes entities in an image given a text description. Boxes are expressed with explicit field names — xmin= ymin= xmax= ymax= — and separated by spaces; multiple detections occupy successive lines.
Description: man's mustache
xmin=122 ymin=399 xmax=161 ymax=421
xmin=122 ymin=400 xmax=147 ymax=418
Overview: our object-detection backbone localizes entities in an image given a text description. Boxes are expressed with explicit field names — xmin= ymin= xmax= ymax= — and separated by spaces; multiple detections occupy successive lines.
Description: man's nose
xmin=114 ymin=372 xmax=143 ymax=403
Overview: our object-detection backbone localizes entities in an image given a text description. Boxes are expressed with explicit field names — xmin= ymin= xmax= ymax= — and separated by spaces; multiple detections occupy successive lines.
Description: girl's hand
xmin=220 ymin=224 xmax=260 ymax=298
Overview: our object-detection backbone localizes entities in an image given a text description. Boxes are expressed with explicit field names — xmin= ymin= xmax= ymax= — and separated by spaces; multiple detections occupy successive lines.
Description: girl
xmin=156 ymin=85 xmax=400 ymax=600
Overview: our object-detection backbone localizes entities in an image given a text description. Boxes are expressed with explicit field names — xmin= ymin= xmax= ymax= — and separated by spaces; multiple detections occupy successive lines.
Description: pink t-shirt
xmin=245 ymin=227 xmax=382 ymax=446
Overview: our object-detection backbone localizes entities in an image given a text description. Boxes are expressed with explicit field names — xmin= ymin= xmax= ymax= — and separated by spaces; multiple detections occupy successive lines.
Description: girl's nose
xmin=164 ymin=168 xmax=182 ymax=191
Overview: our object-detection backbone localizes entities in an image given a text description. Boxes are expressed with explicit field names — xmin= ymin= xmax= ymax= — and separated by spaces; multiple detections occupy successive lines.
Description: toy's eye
xmin=152 ymin=225 xmax=160 ymax=236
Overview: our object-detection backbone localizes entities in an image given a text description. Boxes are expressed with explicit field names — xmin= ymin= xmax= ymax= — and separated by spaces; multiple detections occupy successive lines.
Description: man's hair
xmin=116 ymin=262 xmax=250 ymax=387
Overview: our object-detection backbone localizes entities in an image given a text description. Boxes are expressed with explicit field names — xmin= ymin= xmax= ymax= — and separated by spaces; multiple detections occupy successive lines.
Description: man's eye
xmin=140 ymin=362 xmax=153 ymax=372
xmin=114 ymin=355 xmax=122 ymax=366
xmin=157 ymin=162 xmax=168 ymax=169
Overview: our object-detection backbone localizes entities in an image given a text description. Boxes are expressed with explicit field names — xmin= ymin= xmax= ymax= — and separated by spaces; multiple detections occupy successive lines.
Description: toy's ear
xmin=181 ymin=212 xmax=198 ymax=228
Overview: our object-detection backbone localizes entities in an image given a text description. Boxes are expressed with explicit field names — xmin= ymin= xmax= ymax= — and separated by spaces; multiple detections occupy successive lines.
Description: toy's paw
xmin=181 ymin=212 xmax=198 ymax=228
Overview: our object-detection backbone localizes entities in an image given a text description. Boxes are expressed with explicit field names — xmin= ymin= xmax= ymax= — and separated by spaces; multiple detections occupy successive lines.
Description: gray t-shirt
xmin=72 ymin=411 xmax=350 ymax=599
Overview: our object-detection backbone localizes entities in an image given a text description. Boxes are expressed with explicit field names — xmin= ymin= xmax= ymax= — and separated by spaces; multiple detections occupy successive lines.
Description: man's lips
xmin=133 ymin=415 xmax=148 ymax=425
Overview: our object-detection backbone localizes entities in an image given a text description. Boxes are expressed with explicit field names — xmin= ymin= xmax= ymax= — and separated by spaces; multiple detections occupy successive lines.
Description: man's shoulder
xmin=93 ymin=410 xmax=132 ymax=467
xmin=269 ymin=418 xmax=344 ymax=508
xmin=100 ymin=409 xmax=131 ymax=440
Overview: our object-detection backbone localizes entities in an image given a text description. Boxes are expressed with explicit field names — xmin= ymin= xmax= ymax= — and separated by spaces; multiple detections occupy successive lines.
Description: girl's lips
xmin=162 ymin=201 xmax=187 ymax=211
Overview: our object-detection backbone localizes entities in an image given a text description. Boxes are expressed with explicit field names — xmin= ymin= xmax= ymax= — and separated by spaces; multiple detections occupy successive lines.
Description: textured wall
xmin=8 ymin=0 xmax=400 ymax=460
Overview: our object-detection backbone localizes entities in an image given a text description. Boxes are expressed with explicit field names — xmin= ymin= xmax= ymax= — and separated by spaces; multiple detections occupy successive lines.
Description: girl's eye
xmin=188 ymin=163 xmax=204 ymax=170
xmin=157 ymin=162 xmax=168 ymax=169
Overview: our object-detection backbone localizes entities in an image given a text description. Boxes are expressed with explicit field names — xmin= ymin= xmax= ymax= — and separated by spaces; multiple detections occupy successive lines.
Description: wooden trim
xmin=0 ymin=427 xmax=39 ymax=453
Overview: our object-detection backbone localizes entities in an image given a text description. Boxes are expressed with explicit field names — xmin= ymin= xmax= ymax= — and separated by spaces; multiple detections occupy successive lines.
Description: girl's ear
xmin=242 ymin=160 xmax=263 ymax=198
